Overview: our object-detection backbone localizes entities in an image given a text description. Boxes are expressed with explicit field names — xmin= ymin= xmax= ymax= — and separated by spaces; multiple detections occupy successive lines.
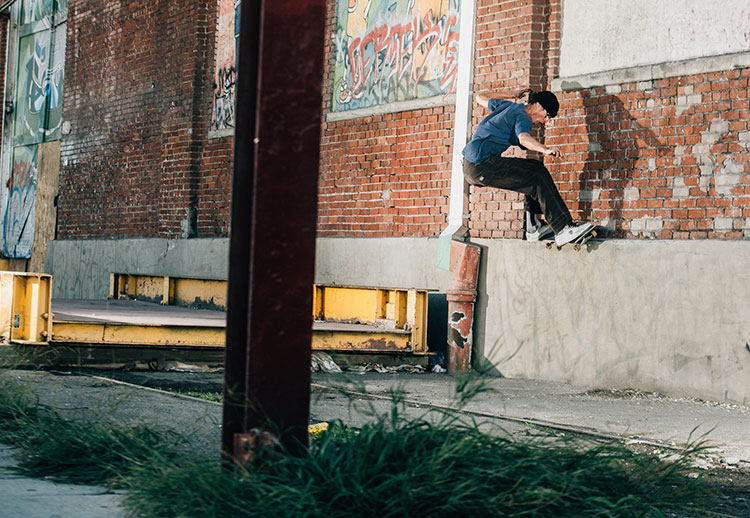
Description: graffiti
xmin=2 ymin=155 xmax=37 ymax=258
xmin=211 ymin=66 xmax=236 ymax=131
xmin=331 ymin=0 xmax=460 ymax=112
xmin=21 ymin=0 xmax=54 ymax=24
xmin=0 ymin=1 xmax=66 ymax=258
xmin=210 ymin=0 xmax=240 ymax=131
xmin=15 ymin=36 xmax=49 ymax=143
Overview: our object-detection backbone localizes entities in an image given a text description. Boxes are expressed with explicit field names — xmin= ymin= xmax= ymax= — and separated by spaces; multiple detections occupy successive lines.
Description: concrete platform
xmin=52 ymin=299 xmax=227 ymax=327
xmin=48 ymin=299 xmax=427 ymax=354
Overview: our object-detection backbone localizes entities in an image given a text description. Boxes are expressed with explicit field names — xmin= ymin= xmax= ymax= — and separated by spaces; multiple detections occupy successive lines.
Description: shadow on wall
xmin=576 ymin=88 xmax=662 ymax=238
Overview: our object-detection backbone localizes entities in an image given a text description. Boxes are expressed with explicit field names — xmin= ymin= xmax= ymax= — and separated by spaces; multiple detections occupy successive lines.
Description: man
xmin=462 ymin=88 xmax=593 ymax=247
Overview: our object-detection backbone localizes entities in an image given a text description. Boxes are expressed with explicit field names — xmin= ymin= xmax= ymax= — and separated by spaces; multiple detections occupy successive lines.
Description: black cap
xmin=529 ymin=91 xmax=559 ymax=118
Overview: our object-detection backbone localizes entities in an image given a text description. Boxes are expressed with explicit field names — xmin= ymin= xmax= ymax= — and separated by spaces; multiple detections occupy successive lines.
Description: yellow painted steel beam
xmin=311 ymin=330 xmax=411 ymax=352
xmin=173 ymin=278 xmax=227 ymax=308
xmin=412 ymin=290 xmax=428 ymax=353
xmin=316 ymin=286 xmax=380 ymax=324
xmin=52 ymin=321 xmax=416 ymax=352
xmin=110 ymin=273 xmax=227 ymax=309
xmin=0 ymin=272 xmax=52 ymax=344
xmin=52 ymin=321 xmax=225 ymax=347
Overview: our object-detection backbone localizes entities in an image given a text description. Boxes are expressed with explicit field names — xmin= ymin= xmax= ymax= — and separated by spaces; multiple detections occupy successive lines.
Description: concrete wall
xmin=472 ymin=238 xmax=750 ymax=404
xmin=317 ymin=236 xmax=750 ymax=404
xmin=47 ymin=235 xmax=750 ymax=403
xmin=559 ymin=0 xmax=750 ymax=77
xmin=46 ymin=238 xmax=229 ymax=299
xmin=314 ymin=237 xmax=452 ymax=289
xmin=46 ymin=236 xmax=453 ymax=299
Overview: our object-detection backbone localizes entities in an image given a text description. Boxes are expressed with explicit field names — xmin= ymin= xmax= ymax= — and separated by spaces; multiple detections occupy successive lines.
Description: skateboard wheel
xmin=574 ymin=244 xmax=581 ymax=251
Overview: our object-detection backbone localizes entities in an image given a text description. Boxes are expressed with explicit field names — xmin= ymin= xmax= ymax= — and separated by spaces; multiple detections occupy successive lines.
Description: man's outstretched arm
xmin=475 ymin=88 xmax=531 ymax=109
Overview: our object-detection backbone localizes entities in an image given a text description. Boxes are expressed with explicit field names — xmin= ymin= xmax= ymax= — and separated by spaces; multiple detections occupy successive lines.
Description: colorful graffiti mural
xmin=331 ymin=0 xmax=460 ymax=112
xmin=3 ymin=147 xmax=37 ymax=258
xmin=1 ymin=0 xmax=66 ymax=258
xmin=211 ymin=0 xmax=240 ymax=131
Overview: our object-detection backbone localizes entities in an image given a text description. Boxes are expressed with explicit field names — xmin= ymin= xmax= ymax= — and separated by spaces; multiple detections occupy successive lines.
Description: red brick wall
xmin=547 ymin=72 xmax=750 ymax=239
xmin=52 ymin=0 xmax=749 ymax=242
xmin=57 ymin=1 xmax=229 ymax=240
xmin=196 ymin=134 xmax=233 ymax=236
xmin=317 ymin=0 xmax=453 ymax=237
xmin=468 ymin=0 xmax=750 ymax=240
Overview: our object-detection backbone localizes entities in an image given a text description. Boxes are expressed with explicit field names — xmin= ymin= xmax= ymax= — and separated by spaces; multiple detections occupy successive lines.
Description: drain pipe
xmin=437 ymin=0 xmax=476 ymax=270
xmin=441 ymin=0 xmax=479 ymax=373
xmin=446 ymin=240 xmax=481 ymax=374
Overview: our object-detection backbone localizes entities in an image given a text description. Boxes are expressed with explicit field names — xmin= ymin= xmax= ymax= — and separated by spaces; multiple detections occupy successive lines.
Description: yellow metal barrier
xmin=0 ymin=272 xmax=53 ymax=344
xmin=312 ymin=285 xmax=428 ymax=354
xmin=53 ymin=276 xmax=431 ymax=355
xmin=110 ymin=273 xmax=227 ymax=309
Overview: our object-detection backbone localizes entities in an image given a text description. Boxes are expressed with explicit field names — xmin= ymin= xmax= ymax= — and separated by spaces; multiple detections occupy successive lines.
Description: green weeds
xmin=0 ymin=373 xmax=181 ymax=487
xmin=0 ymin=370 xmax=711 ymax=517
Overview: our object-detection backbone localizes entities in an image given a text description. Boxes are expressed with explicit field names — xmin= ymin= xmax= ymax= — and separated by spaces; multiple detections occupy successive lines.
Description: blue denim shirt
xmin=462 ymin=99 xmax=532 ymax=164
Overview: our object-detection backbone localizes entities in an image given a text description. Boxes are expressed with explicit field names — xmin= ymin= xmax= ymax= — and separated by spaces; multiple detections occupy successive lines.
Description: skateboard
xmin=545 ymin=225 xmax=599 ymax=251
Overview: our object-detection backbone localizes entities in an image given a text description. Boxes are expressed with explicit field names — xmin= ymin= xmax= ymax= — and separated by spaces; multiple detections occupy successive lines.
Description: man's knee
xmin=526 ymin=159 xmax=554 ymax=182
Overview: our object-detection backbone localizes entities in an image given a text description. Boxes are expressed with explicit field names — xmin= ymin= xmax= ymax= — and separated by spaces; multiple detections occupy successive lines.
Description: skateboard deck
xmin=545 ymin=225 xmax=600 ymax=251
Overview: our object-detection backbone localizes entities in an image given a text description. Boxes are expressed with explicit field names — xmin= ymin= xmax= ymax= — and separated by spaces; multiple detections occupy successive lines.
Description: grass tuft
xmin=0 ymin=373 xmax=181 ymax=487
xmin=0 ymin=370 xmax=711 ymax=517
xmin=125 ymin=391 xmax=711 ymax=518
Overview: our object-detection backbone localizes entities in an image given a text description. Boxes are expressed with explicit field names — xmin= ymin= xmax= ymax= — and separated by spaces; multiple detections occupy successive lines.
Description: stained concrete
xmin=0 ymin=446 xmax=126 ymax=518
xmin=559 ymin=0 xmax=750 ymax=77
xmin=45 ymin=236 xmax=750 ymax=405
xmin=473 ymin=238 xmax=750 ymax=405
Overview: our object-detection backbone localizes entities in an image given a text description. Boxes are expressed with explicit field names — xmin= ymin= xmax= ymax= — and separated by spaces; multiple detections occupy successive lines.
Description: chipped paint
xmin=447 ymin=241 xmax=481 ymax=374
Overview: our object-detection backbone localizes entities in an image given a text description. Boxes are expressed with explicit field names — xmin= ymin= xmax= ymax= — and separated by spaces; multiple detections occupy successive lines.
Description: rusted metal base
xmin=233 ymin=429 xmax=281 ymax=465
xmin=446 ymin=241 xmax=481 ymax=375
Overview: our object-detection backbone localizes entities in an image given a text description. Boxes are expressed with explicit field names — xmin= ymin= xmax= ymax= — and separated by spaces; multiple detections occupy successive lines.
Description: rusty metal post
xmin=222 ymin=0 xmax=326 ymax=459
xmin=446 ymin=241 xmax=481 ymax=374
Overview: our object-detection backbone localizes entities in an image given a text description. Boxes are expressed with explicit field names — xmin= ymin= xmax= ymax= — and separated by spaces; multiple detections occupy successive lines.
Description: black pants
xmin=463 ymin=155 xmax=572 ymax=233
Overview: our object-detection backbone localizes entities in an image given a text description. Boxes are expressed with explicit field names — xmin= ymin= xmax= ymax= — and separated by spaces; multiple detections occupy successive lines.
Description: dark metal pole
xmin=222 ymin=0 xmax=326 ymax=458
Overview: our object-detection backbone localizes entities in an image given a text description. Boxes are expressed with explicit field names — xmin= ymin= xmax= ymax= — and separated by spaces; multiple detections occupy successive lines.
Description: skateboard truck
xmin=545 ymin=227 xmax=599 ymax=251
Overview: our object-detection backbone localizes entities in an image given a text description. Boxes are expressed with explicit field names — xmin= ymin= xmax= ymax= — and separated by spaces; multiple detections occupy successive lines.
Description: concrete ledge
xmin=552 ymin=51 xmax=750 ymax=91
xmin=472 ymin=238 xmax=750 ymax=404
xmin=326 ymin=94 xmax=456 ymax=122
xmin=46 ymin=235 xmax=750 ymax=404
xmin=314 ymin=237 xmax=452 ymax=290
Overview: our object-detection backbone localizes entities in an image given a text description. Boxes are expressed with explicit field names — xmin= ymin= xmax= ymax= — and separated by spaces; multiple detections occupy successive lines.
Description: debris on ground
xmin=347 ymin=363 xmax=425 ymax=374
xmin=310 ymin=352 xmax=343 ymax=373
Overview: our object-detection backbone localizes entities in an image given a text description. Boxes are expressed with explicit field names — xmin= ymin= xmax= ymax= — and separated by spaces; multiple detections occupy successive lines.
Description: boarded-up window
xmin=1 ymin=0 xmax=67 ymax=258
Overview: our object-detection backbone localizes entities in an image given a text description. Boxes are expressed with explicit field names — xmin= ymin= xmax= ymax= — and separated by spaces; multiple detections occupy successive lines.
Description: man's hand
xmin=518 ymin=133 xmax=562 ymax=158
xmin=515 ymin=87 xmax=532 ymax=99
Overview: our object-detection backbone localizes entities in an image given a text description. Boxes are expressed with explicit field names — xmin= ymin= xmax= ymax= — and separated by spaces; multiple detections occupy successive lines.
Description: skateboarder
xmin=462 ymin=88 xmax=593 ymax=247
